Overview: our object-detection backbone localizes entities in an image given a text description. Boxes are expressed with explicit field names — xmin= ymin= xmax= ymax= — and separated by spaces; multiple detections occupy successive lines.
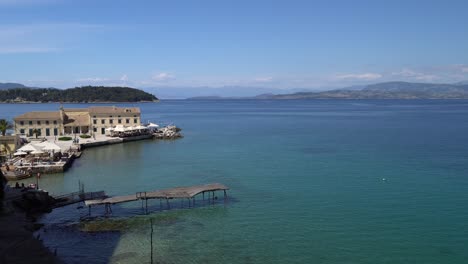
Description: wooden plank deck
xmin=84 ymin=183 xmax=229 ymax=207
xmin=53 ymin=191 xmax=107 ymax=208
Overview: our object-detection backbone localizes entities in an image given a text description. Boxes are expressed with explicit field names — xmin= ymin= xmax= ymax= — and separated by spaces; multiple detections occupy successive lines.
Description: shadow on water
xmin=38 ymin=195 xmax=236 ymax=263
xmin=83 ymin=194 xmax=238 ymax=220
xmin=36 ymin=223 xmax=121 ymax=264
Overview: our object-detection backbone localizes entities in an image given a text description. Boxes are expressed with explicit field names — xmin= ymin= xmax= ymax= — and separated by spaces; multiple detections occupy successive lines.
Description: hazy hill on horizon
xmin=264 ymin=81 xmax=468 ymax=99
xmin=187 ymin=81 xmax=468 ymax=100
xmin=0 ymin=82 xmax=29 ymax=90
xmin=0 ymin=85 xmax=158 ymax=102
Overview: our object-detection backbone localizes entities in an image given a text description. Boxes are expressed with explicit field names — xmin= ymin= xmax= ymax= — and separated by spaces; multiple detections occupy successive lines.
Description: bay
xmin=2 ymin=99 xmax=468 ymax=263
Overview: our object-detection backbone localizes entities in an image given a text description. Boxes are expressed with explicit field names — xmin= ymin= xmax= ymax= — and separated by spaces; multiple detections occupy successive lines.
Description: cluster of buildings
xmin=13 ymin=106 xmax=141 ymax=137
xmin=1 ymin=106 xmax=141 ymax=159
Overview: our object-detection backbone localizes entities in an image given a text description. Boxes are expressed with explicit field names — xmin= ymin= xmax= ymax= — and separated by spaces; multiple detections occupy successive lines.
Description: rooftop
xmin=14 ymin=111 xmax=61 ymax=120
xmin=89 ymin=106 xmax=140 ymax=114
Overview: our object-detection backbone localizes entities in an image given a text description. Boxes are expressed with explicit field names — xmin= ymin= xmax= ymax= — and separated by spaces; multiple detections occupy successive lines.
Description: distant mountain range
xmin=3 ymin=81 xmax=468 ymax=100
xmin=188 ymin=82 xmax=468 ymax=100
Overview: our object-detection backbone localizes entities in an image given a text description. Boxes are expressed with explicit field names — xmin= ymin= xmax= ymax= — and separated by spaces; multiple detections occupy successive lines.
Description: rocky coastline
xmin=0 ymin=171 xmax=61 ymax=264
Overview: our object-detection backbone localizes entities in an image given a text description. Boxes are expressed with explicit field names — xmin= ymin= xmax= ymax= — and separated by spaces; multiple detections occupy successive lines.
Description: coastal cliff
xmin=0 ymin=171 xmax=61 ymax=264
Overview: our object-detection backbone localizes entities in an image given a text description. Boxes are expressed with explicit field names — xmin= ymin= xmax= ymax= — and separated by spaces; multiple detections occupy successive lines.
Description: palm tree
xmin=0 ymin=119 xmax=13 ymax=136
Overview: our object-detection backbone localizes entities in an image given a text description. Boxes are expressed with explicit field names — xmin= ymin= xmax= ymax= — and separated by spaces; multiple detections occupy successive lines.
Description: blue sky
xmin=1 ymin=0 xmax=468 ymax=92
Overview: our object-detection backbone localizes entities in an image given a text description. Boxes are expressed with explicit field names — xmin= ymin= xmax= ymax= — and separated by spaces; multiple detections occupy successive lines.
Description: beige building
xmin=0 ymin=135 xmax=21 ymax=159
xmin=14 ymin=106 xmax=141 ymax=137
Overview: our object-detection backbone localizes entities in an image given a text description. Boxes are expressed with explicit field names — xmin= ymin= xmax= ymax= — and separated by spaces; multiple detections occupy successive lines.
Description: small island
xmin=0 ymin=86 xmax=158 ymax=103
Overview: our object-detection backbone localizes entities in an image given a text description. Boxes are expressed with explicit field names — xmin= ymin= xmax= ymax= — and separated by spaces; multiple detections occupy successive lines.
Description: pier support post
xmin=88 ymin=206 xmax=91 ymax=216
xmin=202 ymin=192 xmax=205 ymax=200
xmin=224 ymin=190 xmax=227 ymax=199
xmin=166 ymin=198 xmax=170 ymax=209
xmin=145 ymin=199 xmax=148 ymax=214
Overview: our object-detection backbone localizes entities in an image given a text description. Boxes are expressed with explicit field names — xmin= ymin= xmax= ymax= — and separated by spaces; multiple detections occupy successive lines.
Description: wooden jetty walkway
xmin=52 ymin=191 xmax=107 ymax=208
xmin=85 ymin=183 xmax=229 ymax=215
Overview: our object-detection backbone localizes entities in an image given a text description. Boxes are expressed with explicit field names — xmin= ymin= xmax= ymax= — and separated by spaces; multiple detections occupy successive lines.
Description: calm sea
xmin=2 ymin=100 xmax=468 ymax=264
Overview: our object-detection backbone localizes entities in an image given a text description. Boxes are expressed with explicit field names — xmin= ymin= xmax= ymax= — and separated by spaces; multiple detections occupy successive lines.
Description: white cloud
xmin=120 ymin=74 xmax=128 ymax=81
xmin=0 ymin=47 xmax=59 ymax=54
xmin=462 ymin=67 xmax=468 ymax=73
xmin=76 ymin=77 xmax=109 ymax=83
xmin=254 ymin=76 xmax=273 ymax=83
xmin=0 ymin=0 xmax=60 ymax=6
xmin=0 ymin=23 xmax=105 ymax=54
xmin=152 ymin=72 xmax=175 ymax=82
xmin=391 ymin=68 xmax=438 ymax=82
xmin=335 ymin=73 xmax=382 ymax=80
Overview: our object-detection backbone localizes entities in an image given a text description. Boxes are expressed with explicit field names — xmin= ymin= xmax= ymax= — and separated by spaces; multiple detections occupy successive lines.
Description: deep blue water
xmin=2 ymin=100 xmax=468 ymax=263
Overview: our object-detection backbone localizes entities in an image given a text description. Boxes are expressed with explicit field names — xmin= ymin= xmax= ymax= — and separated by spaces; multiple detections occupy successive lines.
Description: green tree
xmin=0 ymin=119 xmax=13 ymax=136
xmin=32 ymin=128 xmax=40 ymax=139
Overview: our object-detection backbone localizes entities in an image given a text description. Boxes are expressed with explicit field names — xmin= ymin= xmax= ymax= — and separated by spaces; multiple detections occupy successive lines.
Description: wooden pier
xmin=85 ymin=183 xmax=229 ymax=215
xmin=52 ymin=191 xmax=107 ymax=208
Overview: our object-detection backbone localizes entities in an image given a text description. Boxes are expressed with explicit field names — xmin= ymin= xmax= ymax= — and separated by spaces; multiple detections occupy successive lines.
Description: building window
xmin=118 ymin=115 xmax=121 ymax=118
xmin=109 ymin=115 xmax=112 ymax=118
xmin=54 ymin=128 xmax=58 ymax=136
xmin=20 ymin=121 xmax=24 ymax=126
xmin=134 ymin=119 xmax=138 ymax=123
xmin=118 ymin=119 xmax=122 ymax=124
xmin=101 ymin=128 xmax=105 ymax=134
xmin=93 ymin=119 xmax=97 ymax=124
xmin=37 ymin=121 xmax=41 ymax=125
xmin=29 ymin=129 xmax=33 ymax=136
xmin=20 ymin=129 xmax=25 ymax=134
xmin=46 ymin=120 xmax=50 ymax=125
xmin=53 ymin=120 xmax=57 ymax=125
xmin=93 ymin=127 xmax=97 ymax=132
xmin=93 ymin=115 xmax=96 ymax=118
xmin=101 ymin=119 xmax=105 ymax=124
xmin=46 ymin=128 xmax=50 ymax=136
xmin=110 ymin=119 xmax=113 ymax=124
xmin=29 ymin=121 xmax=32 ymax=125
xmin=133 ymin=115 xmax=136 ymax=117
xmin=126 ymin=119 xmax=130 ymax=124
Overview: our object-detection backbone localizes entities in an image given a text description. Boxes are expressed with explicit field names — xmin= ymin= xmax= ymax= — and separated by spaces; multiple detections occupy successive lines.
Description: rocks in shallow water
xmin=154 ymin=125 xmax=183 ymax=139
xmin=13 ymin=190 xmax=56 ymax=213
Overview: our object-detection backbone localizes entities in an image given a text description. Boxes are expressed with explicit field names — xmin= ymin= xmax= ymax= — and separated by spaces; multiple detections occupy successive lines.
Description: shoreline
xmin=0 ymin=186 xmax=61 ymax=264
xmin=0 ymin=100 xmax=159 ymax=104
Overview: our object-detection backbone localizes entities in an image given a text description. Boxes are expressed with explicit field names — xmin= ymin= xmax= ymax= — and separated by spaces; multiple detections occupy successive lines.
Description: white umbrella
xmin=135 ymin=125 xmax=148 ymax=129
xmin=40 ymin=142 xmax=62 ymax=152
xmin=14 ymin=151 xmax=28 ymax=156
xmin=18 ymin=144 xmax=38 ymax=152
xmin=147 ymin=123 xmax=159 ymax=128
xmin=105 ymin=127 xmax=115 ymax=131
xmin=125 ymin=126 xmax=136 ymax=131
xmin=114 ymin=125 xmax=125 ymax=132
xmin=31 ymin=149 xmax=45 ymax=155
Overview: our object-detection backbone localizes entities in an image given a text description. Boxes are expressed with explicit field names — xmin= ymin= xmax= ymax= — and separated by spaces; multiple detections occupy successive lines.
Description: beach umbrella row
xmin=14 ymin=142 xmax=63 ymax=156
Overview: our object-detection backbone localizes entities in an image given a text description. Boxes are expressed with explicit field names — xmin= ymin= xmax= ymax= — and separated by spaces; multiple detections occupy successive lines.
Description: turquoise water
xmin=2 ymin=100 xmax=468 ymax=263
